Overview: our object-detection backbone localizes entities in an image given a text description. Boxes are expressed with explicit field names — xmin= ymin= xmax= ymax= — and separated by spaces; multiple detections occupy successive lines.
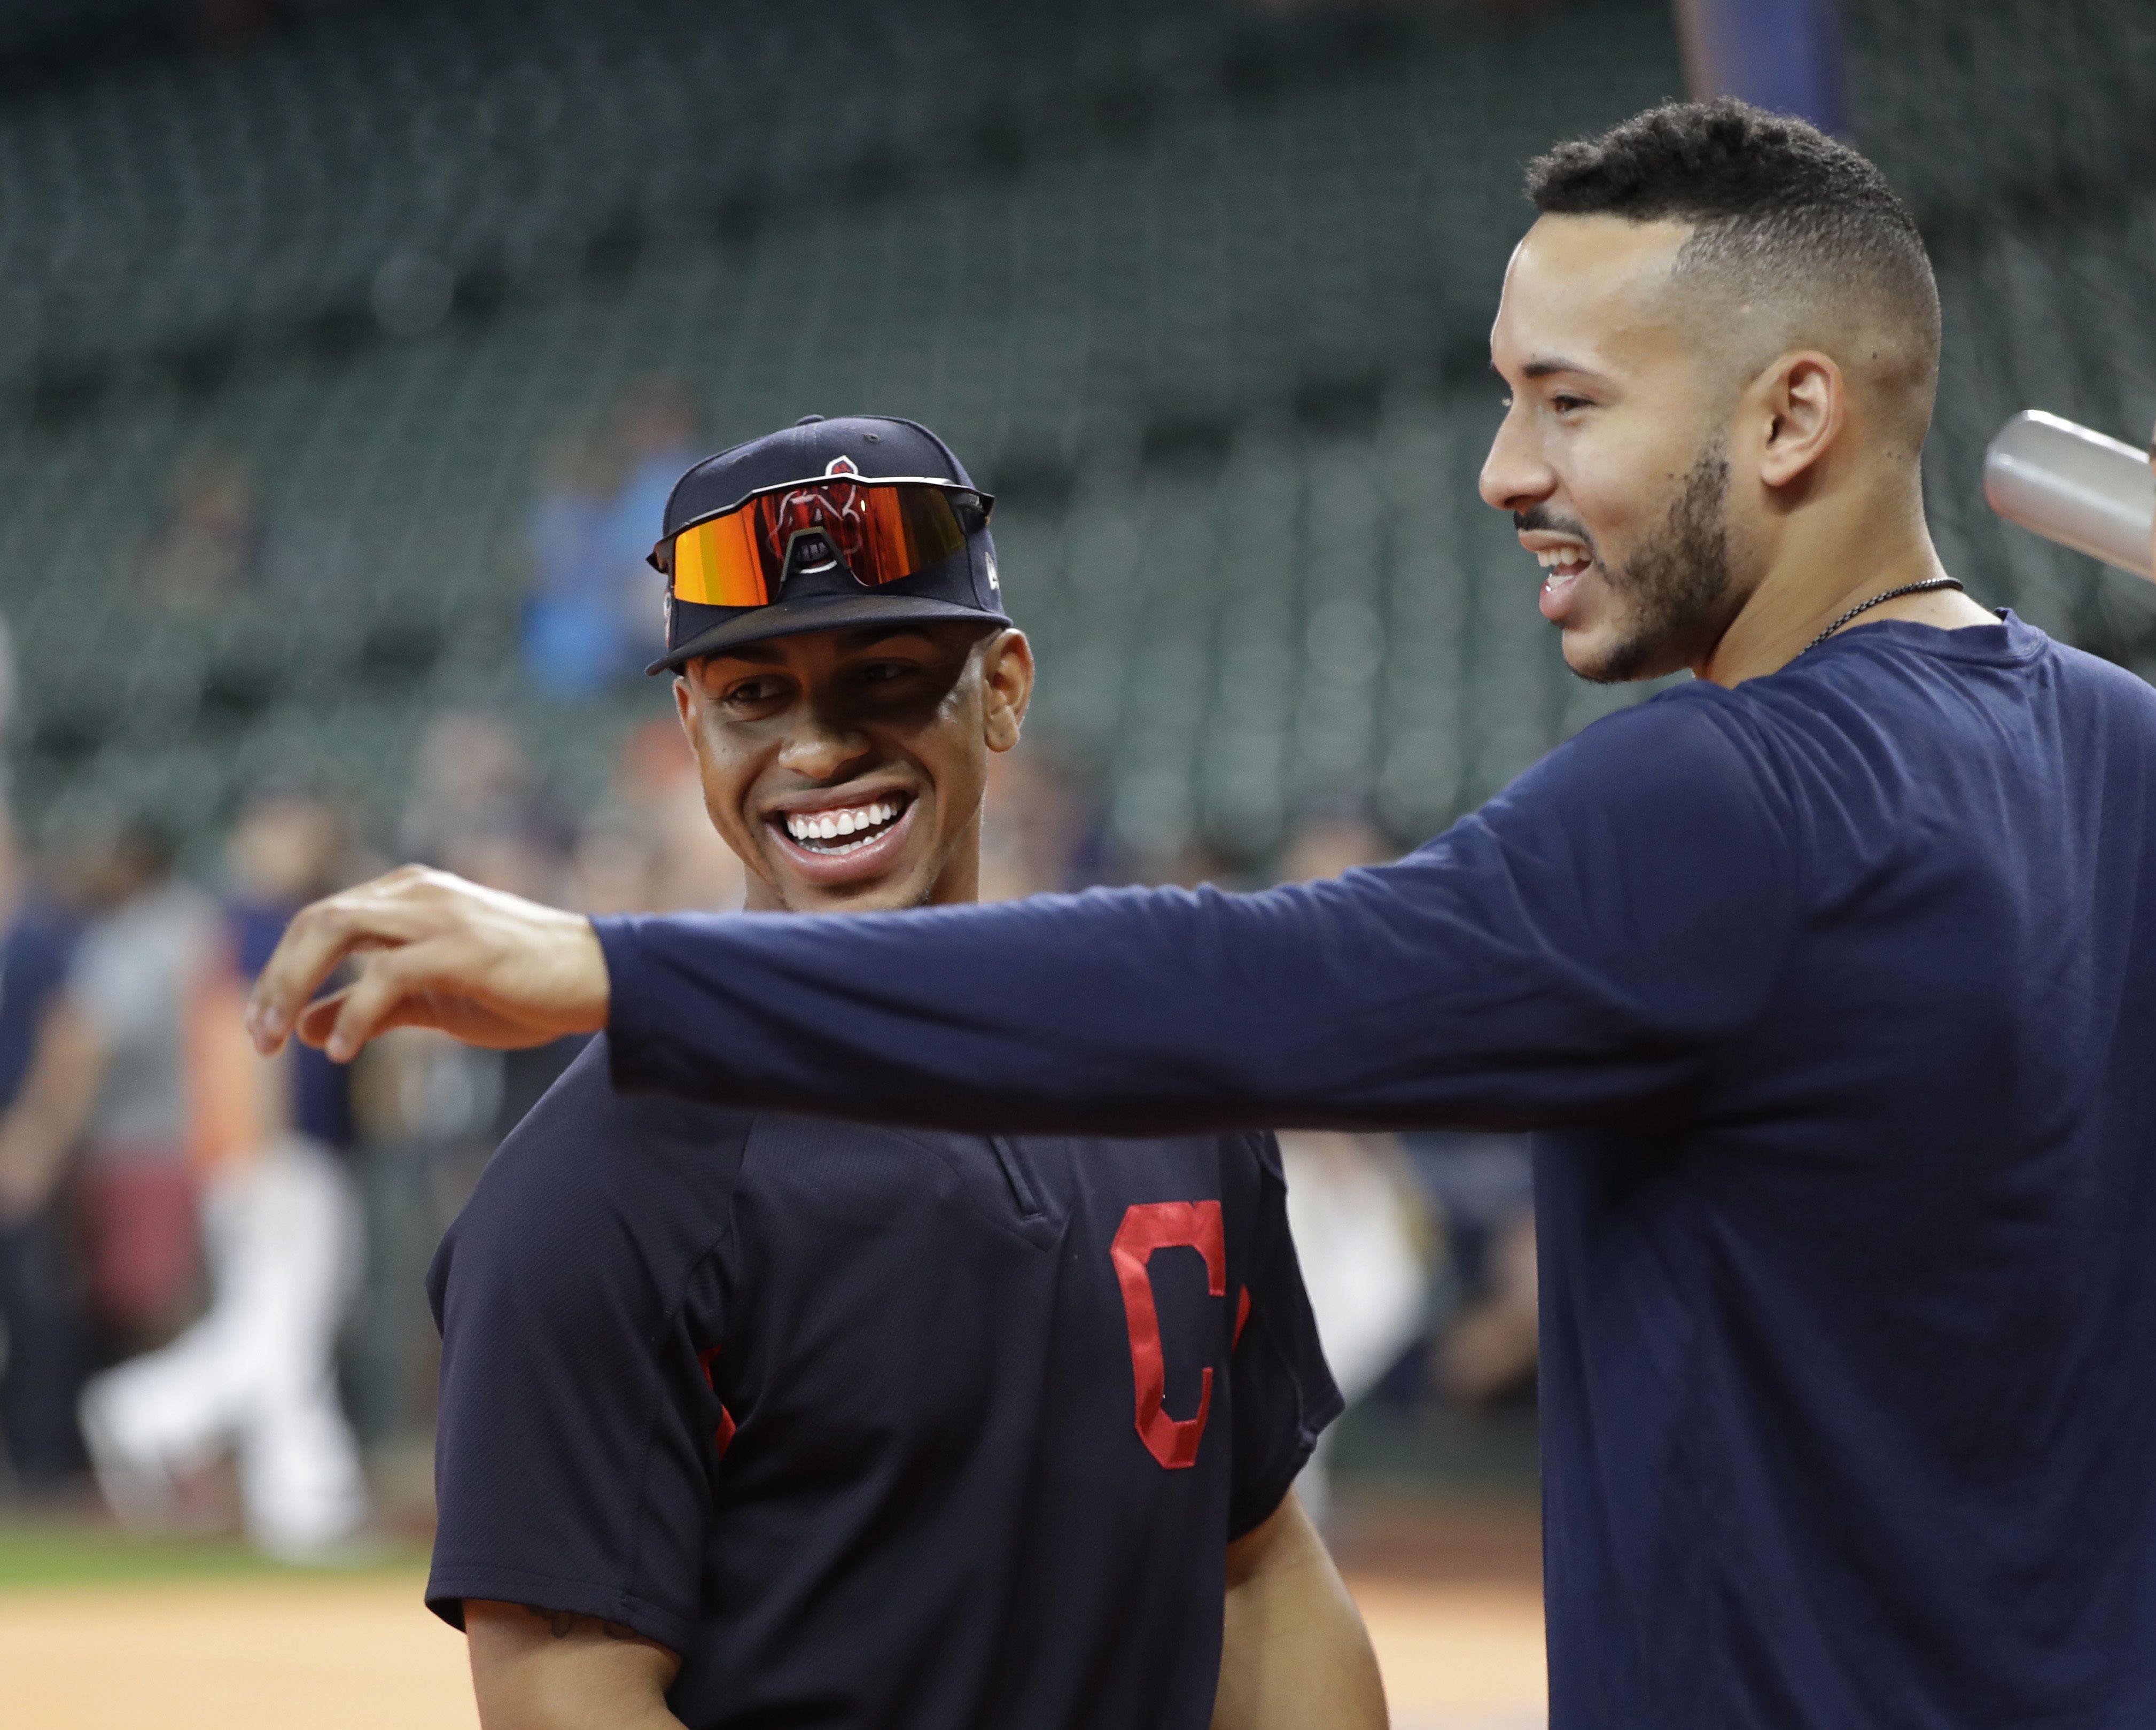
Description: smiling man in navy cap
xmin=418 ymin=414 xmax=1384 ymax=1730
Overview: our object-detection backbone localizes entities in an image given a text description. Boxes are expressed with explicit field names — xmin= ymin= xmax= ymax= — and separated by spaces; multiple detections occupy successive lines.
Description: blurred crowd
xmin=520 ymin=377 xmax=699 ymax=697
xmin=0 ymin=700 xmax=748 ymax=1553
xmin=0 ymin=390 xmax=1540 ymax=1551
xmin=0 ymin=734 xmax=1538 ymax=1549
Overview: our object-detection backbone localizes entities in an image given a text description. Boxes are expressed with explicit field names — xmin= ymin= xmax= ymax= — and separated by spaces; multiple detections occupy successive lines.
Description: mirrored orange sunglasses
xmin=649 ymin=471 xmax=994 ymax=608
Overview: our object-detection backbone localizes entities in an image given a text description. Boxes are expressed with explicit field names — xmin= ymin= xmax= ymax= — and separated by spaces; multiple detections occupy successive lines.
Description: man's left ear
xmin=980 ymin=628 xmax=1034 ymax=754
xmin=1755 ymin=351 xmax=1844 ymax=490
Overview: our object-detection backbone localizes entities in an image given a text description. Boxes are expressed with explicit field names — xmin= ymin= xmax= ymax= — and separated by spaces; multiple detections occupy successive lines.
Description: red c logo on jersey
xmin=1111 ymin=1201 xmax=1226 ymax=1470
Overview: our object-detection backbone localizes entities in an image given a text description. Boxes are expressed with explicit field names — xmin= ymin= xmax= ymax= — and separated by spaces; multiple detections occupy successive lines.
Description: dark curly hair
xmin=1528 ymin=100 xmax=1939 ymax=399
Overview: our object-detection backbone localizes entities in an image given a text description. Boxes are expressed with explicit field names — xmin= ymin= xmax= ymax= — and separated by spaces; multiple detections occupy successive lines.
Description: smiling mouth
xmin=1534 ymin=542 xmax=1592 ymax=582
xmin=1531 ymin=541 xmax=1595 ymax=624
xmin=774 ymin=793 xmax=912 ymax=856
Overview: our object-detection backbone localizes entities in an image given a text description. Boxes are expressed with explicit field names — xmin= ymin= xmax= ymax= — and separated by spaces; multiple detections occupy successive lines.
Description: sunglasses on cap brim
xmin=649 ymin=474 xmax=995 ymax=608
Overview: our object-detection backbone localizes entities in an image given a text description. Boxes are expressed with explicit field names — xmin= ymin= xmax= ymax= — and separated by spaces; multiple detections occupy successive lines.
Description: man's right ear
xmin=1755 ymin=350 xmax=1847 ymax=492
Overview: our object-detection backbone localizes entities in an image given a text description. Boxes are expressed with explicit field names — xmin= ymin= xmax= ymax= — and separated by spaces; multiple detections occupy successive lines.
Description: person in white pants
xmin=80 ymin=1132 xmax=368 ymax=1560
xmin=1270 ymin=823 xmax=1435 ymax=1525
xmin=1279 ymin=1129 xmax=1431 ymax=1525
xmin=81 ymin=821 xmax=373 ymax=1562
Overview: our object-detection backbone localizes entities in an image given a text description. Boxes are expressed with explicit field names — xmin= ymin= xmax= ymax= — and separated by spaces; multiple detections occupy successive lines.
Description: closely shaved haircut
xmin=1528 ymin=100 xmax=1941 ymax=452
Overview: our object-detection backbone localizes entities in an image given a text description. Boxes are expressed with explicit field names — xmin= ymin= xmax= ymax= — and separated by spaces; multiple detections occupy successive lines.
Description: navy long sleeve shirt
xmin=597 ymin=614 xmax=2156 ymax=1729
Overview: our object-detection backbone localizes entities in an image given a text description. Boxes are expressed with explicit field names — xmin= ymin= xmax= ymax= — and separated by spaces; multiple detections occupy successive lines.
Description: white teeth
xmin=782 ymin=798 xmax=904 ymax=849
xmin=1533 ymin=544 xmax=1589 ymax=570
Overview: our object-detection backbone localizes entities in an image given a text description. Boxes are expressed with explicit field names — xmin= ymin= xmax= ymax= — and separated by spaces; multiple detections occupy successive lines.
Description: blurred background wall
xmin=2 ymin=0 xmax=2151 ymax=864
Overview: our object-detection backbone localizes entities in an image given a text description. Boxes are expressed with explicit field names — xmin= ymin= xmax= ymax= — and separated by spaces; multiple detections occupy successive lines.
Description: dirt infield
xmin=0 ymin=1568 xmax=1544 ymax=1730
xmin=1 ymin=1572 xmax=474 ymax=1730
xmin=1356 ymin=1579 xmax=1547 ymax=1729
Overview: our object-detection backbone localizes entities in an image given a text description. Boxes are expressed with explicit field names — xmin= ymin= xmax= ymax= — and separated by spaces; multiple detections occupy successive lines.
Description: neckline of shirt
xmin=1797 ymin=607 xmax=2042 ymax=668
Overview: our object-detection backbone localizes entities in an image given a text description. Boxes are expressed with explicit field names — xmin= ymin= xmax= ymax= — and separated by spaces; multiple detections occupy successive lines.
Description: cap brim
xmin=647 ymin=593 xmax=1013 ymax=675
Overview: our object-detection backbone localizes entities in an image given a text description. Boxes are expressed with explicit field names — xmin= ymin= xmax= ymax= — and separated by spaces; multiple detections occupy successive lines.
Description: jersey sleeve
xmin=424 ymin=1053 xmax=746 ymax=1654
xmin=1226 ymin=1132 xmax=1344 ymax=1540
xmin=600 ymin=691 xmax=1800 ymax=1137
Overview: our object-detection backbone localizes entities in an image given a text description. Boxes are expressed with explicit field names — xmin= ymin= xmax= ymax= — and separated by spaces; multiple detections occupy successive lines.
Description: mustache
xmin=1513 ymin=506 xmax=1595 ymax=554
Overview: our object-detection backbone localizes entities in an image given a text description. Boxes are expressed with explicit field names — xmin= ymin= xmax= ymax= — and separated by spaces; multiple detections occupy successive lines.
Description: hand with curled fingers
xmin=243 ymin=864 xmax=610 ymax=1062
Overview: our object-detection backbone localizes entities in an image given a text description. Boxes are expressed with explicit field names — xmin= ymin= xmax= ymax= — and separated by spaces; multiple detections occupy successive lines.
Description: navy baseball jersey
xmin=426 ymin=1037 xmax=1340 ymax=1730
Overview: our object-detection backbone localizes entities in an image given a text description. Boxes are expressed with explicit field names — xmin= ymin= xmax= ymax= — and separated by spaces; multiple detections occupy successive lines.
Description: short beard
xmin=1574 ymin=445 xmax=1734 ymax=684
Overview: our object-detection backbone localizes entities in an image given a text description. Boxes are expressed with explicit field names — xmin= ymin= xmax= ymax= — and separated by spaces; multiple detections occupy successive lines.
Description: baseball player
xmin=255 ymin=107 xmax=2156 ymax=1728
xmin=421 ymin=416 xmax=1385 ymax=1730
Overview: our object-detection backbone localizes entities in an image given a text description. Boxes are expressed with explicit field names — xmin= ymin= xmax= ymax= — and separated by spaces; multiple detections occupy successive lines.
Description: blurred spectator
xmin=0 ymin=811 xmax=96 ymax=1494
xmin=408 ymin=712 xmax=577 ymax=917
xmin=79 ymin=789 xmax=371 ymax=1561
xmin=574 ymin=718 xmax=745 ymax=916
xmin=978 ymin=744 xmax=1087 ymax=902
xmin=983 ymin=742 xmax=1124 ymax=895
xmin=444 ymin=839 xmax=582 ymax=1132
xmin=440 ymin=809 xmax=574 ymax=910
xmin=228 ymin=791 xmax=360 ymax=1154
xmin=60 ymin=812 xmax=220 ymax=1349
xmin=1271 ymin=814 xmax=1434 ymax=1521
xmin=520 ymin=433 xmax=616 ymax=698
xmin=1280 ymin=1126 xmax=1434 ymax=1520
xmin=375 ymin=714 xmax=590 ymax=1234
xmin=1142 ymin=837 xmax=1244 ymax=891
xmin=396 ymin=710 xmax=565 ymax=870
xmin=1277 ymin=813 xmax=1395 ymax=886
xmin=1400 ymin=1135 xmax=1538 ymax=1407
xmin=1436 ymin=1206 xmax=1539 ymax=1406
xmin=522 ymin=377 xmax=699 ymax=697
xmin=128 ymin=448 xmax=266 ymax=616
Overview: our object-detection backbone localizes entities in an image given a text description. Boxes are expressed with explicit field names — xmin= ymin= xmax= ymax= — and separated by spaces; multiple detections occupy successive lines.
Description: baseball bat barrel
xmin=1983 ymin=410 xmax=2155 ymax=580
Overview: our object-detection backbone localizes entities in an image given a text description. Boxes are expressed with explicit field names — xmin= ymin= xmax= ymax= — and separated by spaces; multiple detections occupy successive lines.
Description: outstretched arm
xmin=463 ymin=1601 xmax=683 ymax=1730
xmin=1213 ymin=1492 xmax=1388 ymax=1730
xmin=249 ymin=699 xmax=1793 ymax=1137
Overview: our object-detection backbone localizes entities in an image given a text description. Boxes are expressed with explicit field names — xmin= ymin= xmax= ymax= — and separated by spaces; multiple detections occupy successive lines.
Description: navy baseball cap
xmin=647 ymin=414 xmax=1010 ymax=674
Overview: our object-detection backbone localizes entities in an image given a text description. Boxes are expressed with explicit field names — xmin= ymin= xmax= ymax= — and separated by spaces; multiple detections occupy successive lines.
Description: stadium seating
xmin=1847 ymin=0 xmax=2156 ymax=664
xmin=1 ymin=0 xmax=2148 ymax=865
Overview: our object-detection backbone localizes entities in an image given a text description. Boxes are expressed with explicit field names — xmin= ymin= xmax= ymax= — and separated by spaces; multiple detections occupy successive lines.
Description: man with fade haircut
xmin=258 ymin=107 xmax=2156 ymax=1728
xmin=1503 ymin=98 xmax=1966 ymax=683
xmin=417 ymin=414 xmax=1383 ymax=1730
